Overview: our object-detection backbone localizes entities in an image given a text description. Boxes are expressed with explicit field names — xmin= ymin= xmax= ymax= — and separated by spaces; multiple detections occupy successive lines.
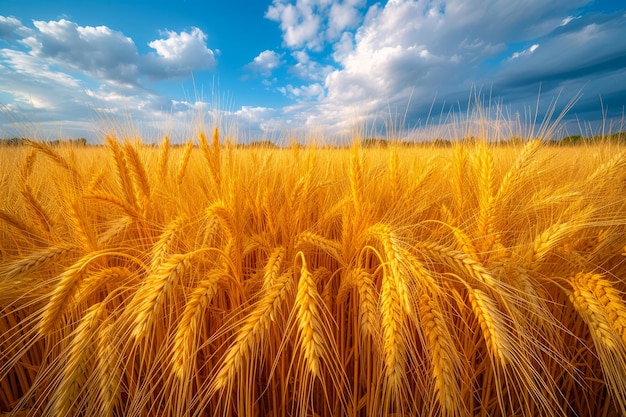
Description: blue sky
xmin=0 ymin=0 xmax=625 ymax=143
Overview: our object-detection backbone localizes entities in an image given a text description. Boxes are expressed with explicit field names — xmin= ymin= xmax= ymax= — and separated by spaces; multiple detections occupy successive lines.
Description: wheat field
xmin=1 ymin=130 xmax=626 ymax=417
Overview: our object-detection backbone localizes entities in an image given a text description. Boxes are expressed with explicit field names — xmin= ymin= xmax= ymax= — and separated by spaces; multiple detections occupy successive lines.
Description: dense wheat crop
xmin=1 ymin=130 xmax=626 ymax=416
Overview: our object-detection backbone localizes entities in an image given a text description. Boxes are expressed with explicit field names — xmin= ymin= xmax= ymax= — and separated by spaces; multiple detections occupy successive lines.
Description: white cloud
xmin=510 ymin=43 xmax=539 ymax=60
xmin=14 ymin=20 xmax=216 ymax=85
xmin=2 ymin=2 xmax=625 ymax=142
xmin=142 ymin=27 xmax=217 ymax=80
xmin=278 ymin=83 xmax=325 ymax=100
xmin=21 ymin=19 xmax=140 ymax=85
xmin=280 ymin=0 xmax=608 ymax=135
xmin=266 ymin=1 xmax=321 ymax=49
xmin=0 ymin=17 xmax=220 ymax=141
xmin=290 ymin=50 xmax=334 ymax=81
xmin=266 ymin=0 xmax=367 ymax=50
xmin=0 ymin=49 xmax=81 ymax=89
xmin=560 ymin=16 xmax=579 ymax=26
xmin=235 ymin=105 xmax=273 ymax=117
xmin=332 ymin=32 xmax=354 ymax=62
xmin=327 ymin=0 xmax=366 ymax=39
xmin=0 ymin=16 xmax=30 ymax=39
xmin=246 ymin=50 xmax=282 ymax=76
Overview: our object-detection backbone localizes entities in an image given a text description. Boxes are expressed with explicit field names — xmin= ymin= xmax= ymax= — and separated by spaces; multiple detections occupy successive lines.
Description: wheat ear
xmin=105 ymin=136 xmax=137 ymax=211
xmin=352 ymin=268 xmax=380 ymax=341
xmin=529 ymin=217 xmax=589 ymax=271
xmin=158 ymin=135 xmax=170 ymax=181
xmin=176 ymin=139 xmax=194 ymax=186
xmin=52 ymin=303 xmax=104 ymax=417
xmin=130 ymin=253 xmax=189 ymax=340
xmin=95 ymin=319 xmax=121 ymax=417
xmin=468 ymin=288 xmax=511 ymax=367
xmin=67 ymin=199 xmax=97 ymax=252
xmin=380 ymin=262 xmax=407 ymax=397
xmin=74 ymin=266 xmax=131 ymax=306
xmin=473 ymin=142 xmax=496 ymax=250
xmin=123 ymin=141 xmax=151 ymax=214
xmin=369 ymin=223 xmax=414 ymax=315
xmin=349 ymin=140 xmax=364 ymax=216
xmin=20 ymin=149 xmax=37 ymax=180
xmin=39 ymin=252 xmax=96 ymax=336
xmin=296 ymin=231 xmax=343 ymax=264
xmin=20 ymin=182 xmax=52 ymax=234
xmin=494 ymin=138 xmax=541 ymax=203
xmin=419 ymin=292 xmax=463 ymax=417
xmin=295 ymin=254 xmax=327 ymax=378
xmin=150 ymin=216 xmax=183 ymax=268
xmin=3 ymin=246 xmax=74 ymax=282
xmin=210 ymin=127 xmax=222 ymax=189
xmin=569 ymin=272 xmax=625 ymax=349
xmin=262 ymin=246 xmax=286 ymax=288
xmin=0 ymin=209 xmax=41 ymax=239
xmin=25 ymin=139 xmax=80 ymax=180
xmin=172 ymin=270 xmax=226 ymax=379
xmin=84 ymin=191 xmax=139 ymax=218
xmin=213 ymin=271 xmax=293 ymax=390
xmin=415 ymin=241 xmax=499 ymax=289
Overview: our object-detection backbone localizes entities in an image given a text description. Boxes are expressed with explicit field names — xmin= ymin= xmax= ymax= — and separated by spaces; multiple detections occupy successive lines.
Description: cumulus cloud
xmin=290 ymin=50 xmax=334 ymax=81
xmin=246 ymin=50 xmax=282 ymax=76
xmin=13 ymin=19 xmax=216 ymax=85
xmin=234 ymin=106 xmax=277 ymax=122
xmin=20 ymin=19 xmax=140 ymax=85
xmin=141 ymin=27 xmax=217 ymax=80
xmin=278 ymin=83 xmax=325 ymax=100
xmin=327 ymin=0 xmax=366 ymax=39
xmin=0 ymin=16 xmax=219 ymax=140
xmin=2 ymin=1 xmax=625 ymax=142
xmin=0 ymin=16 xmax=30 ymax=40
xmin=265 ymin=0 xmax=367 ymax=50
xmin=277 ymin=0 xmax=625 ymax=136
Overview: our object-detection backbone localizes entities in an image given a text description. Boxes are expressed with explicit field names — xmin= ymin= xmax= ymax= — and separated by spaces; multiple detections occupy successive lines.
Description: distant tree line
xmin=2 ymin=132 xmax=624 ymax=148
xmin=0 ymin=137 xmax=88 ymax=147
